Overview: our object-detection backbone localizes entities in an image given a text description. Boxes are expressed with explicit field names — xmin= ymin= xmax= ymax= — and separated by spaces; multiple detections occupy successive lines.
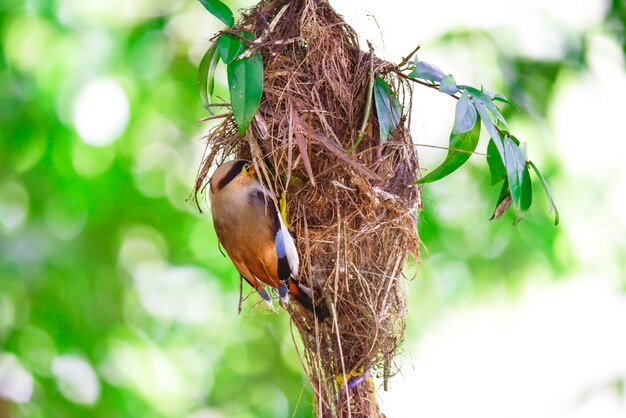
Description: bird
xmin=209 ymin=159 xmax=327 ymax=319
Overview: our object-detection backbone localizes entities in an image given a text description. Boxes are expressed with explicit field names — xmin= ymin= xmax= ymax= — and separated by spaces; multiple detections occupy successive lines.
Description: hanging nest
xmin=195 ymin=0 xmax=421 ymax=416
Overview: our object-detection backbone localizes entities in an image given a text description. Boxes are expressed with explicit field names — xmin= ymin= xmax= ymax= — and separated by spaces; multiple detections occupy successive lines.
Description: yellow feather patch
xmin=280 ymin=192 xmax=289 ymax=228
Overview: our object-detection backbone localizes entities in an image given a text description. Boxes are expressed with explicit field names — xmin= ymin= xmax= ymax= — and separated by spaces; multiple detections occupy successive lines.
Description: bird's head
xmin=209 ymin=159 xmax=256 ymax=194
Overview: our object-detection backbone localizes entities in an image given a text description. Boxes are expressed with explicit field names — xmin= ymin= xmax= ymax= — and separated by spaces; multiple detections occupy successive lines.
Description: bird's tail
xmin=288 ymin=279 xmax=329 ymax=321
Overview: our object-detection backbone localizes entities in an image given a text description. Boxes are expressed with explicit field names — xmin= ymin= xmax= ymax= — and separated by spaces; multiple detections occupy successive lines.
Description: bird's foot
xmin=278 ymin=284 xmax=289 ymax=304
xmin=258 ymin=288 xmax=277 ymax=313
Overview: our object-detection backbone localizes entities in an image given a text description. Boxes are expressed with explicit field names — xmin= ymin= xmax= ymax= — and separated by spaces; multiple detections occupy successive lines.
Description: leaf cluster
xmin=198 ymin=1 xmax=263 ymax=135
xmin=402 ymin=58 xmax=559 ymax=225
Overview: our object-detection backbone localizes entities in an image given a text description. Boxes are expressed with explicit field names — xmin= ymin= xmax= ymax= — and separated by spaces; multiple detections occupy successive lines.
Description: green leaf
xmin=490 ymin=180 xmax=513 ymax=220
xmin=528 ymin=160 xmax=560 ymax=225
xmin=503 ymin=136 xmax=532 ymax=222
xmin=417 ymin=110 xmax=481 ymax=184
xmin=227 ymin=52 xmax=264 ymax=135
xmin=373 ymin=76 xmax=402 ymax=140
xmin=439 ymin=74 xmax=459 ymax=95
xmin=493 ymin=93 xmax=515 ymax=106
xmin=198 ymin=0 xmax=234 ymax=27
xmin=218 ymin=34 xmax=245 ymax=64
xmin=409 ymin=61 xmax=445 ymax=82
xmin=487 ymin=135 xmax=518 ymax=186
xmin=453 ymin=91 xmax=477 ymax=134
xmin=218 ymin=31 xmax=254 ymax=64
xmin=460 ymin=85 xmax=509 ymax=130
xmin=197 ymin=41 xmax=220 ymax=114
xmin=474 ymin=99 xmax=503 ymax=154
xmin=486 ymin=139 xmax=506 ymax=186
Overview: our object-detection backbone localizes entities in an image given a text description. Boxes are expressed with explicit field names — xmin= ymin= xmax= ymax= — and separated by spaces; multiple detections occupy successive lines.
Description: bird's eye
xmin=241 ymin=162 xmax=255 ymax=176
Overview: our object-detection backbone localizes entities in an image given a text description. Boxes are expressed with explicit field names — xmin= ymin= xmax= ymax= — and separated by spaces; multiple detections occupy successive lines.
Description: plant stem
xmin=350 ymin=42 xmax=376 ymax=154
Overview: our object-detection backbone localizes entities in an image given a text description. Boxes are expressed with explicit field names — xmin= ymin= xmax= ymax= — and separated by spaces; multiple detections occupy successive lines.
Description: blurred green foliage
xmin=0 ymin=1 xmax=311 ymax=417
xmin=0 ymin=0 xmax=621 ymax=417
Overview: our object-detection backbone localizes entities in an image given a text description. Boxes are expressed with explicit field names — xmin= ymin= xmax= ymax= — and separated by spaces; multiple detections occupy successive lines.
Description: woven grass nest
xmin=194 ymin=0 xmax=421 ymax=416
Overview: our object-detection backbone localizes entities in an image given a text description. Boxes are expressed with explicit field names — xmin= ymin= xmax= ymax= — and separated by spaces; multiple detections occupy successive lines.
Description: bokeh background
xmin=1 ymin=0 xmax=625 ymax=417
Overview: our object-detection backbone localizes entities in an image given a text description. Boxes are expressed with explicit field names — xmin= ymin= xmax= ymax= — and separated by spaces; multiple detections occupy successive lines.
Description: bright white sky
xmin=326 ymin=1 xmax=626 ymax=417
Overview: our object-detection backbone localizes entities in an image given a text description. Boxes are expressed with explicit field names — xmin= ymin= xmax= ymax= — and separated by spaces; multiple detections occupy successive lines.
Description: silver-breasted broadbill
xmin=209 ymin=159 xmax=327 ymax=319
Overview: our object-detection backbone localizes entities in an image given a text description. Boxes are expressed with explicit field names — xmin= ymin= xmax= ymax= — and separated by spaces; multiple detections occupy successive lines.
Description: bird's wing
xmin=249 ymin=187 xmax=299 ymax=282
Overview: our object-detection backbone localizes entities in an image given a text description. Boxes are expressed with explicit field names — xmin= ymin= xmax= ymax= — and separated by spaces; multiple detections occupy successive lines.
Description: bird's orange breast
xmin=210 ymin=183 xmax=282 ymax=288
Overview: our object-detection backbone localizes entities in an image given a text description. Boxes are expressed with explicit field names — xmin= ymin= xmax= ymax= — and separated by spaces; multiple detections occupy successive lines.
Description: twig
xmin=397 ymin=44 xmax=421 ymax=68
xmin=291 ymin=382 xmax=306 ymax=418
xmin=332 ymin=192 xmax=351 ymax=418
xmin=239 ymin=3 xmax=290 ymax=58
xmin=300 ymin=214 xmax=329 ymax=414
xmin=267 ymin=3 xmax=290 ymax=32
xmin=218 ymin=30 xmax=253 ymax=44
xmin=372 ymin=187 xmax=402 ymax=204
xmin=395 ymin=71 xmax=462 ymax=100
xmin=238 ymin=275 xmax=243 ymax=314
xmin=197 ymin=112 xmax=231 ymax=122
xmin=257 ymin=37 xmax=299 ymax=48
xmin=414 ymin=143 xmax=487 ymax=156
xmin=350 ymin=41 xmax=375 ymax=154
